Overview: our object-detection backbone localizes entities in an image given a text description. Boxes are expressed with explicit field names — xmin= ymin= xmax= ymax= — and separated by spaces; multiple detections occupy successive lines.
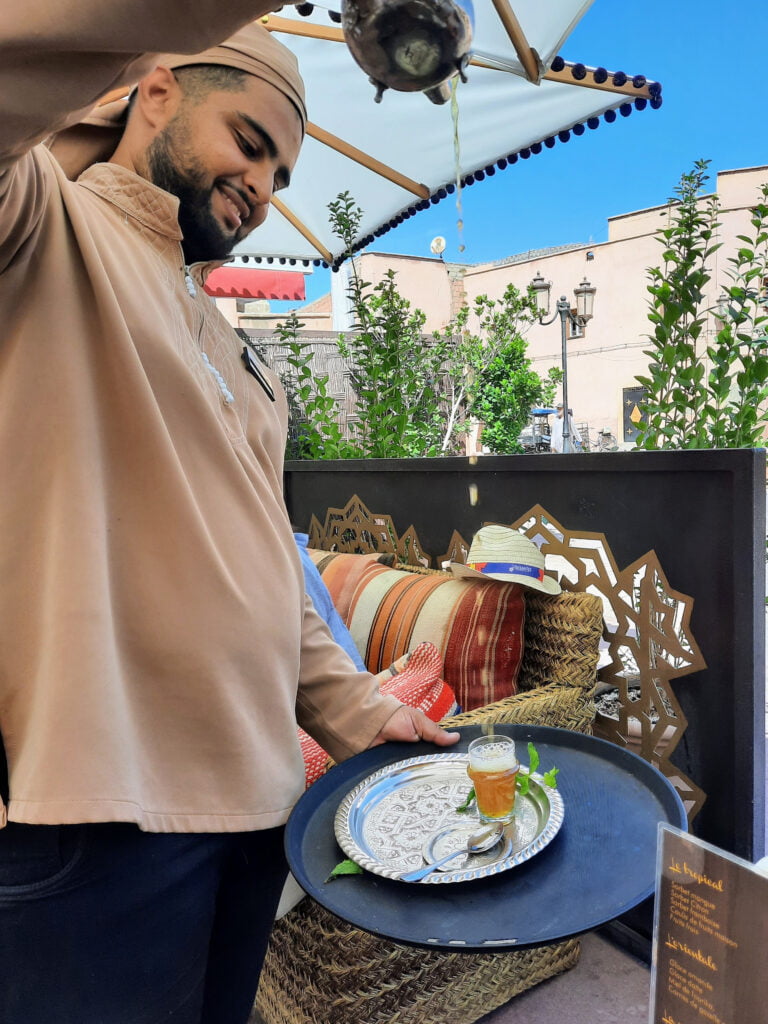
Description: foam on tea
xmin=469 ymin=739 xmax=517 ymax=773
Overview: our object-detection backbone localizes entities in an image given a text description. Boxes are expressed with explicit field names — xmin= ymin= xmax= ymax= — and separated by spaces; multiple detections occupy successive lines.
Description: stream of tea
xmin=450 ymin=77 xmax=465 ymax=254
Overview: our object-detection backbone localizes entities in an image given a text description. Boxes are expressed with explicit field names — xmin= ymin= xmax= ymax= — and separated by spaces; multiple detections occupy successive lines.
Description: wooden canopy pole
xmin=260 ymin=13 xmax=345 ymax=43
xmin=489 ymin=0 xmax=540 ymax=83
xmin=469 ymin=56 xmax=656 ymax=100
xmin=306 ymin=123 xmax=429 ymax=200
xmin=542 ymin=65 xmax=655 ymax=100
xmin=269 ymin=196 xmax=334 ymax=264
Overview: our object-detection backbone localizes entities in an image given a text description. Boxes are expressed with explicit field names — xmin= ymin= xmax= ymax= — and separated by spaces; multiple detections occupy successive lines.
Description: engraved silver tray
xmin=334 ymin=752 xmax=564 ymax=884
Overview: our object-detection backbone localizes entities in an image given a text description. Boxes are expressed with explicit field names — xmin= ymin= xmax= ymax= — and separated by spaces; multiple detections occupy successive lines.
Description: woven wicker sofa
xmin=254 ymin=555 xmax=603 ymax=1024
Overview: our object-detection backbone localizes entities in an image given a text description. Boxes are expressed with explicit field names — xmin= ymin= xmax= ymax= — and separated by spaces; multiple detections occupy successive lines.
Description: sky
xmin=272 ymin=0 xmax=767 ymax=311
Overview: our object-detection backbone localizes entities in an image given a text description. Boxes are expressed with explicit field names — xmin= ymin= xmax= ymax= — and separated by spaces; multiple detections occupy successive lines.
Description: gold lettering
xmin=663 ymin=935 xmax=718 ymax=970
xmin=682 ymin=862 xmax=725 ymax=891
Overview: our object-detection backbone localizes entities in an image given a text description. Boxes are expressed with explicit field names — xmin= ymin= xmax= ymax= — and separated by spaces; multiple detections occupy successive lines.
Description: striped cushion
xmin=343 ymin=562 xmax=525 ymax=712
xmin=307 ymin=550 xmax=384 ymax=623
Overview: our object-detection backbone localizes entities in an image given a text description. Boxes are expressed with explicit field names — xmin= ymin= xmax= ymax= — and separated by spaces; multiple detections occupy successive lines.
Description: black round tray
xmin=285 ymin=723 xmax=686 ymax=951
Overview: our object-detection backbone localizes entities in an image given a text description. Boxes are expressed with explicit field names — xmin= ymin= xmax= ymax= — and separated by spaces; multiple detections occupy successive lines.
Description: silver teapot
xmin=341 ymin=0 xmax=474 ymax=104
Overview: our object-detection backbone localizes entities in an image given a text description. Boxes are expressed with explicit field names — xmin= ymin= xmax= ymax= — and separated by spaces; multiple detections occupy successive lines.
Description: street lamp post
xmin=529 ymin=273 xmax=596 ymax=453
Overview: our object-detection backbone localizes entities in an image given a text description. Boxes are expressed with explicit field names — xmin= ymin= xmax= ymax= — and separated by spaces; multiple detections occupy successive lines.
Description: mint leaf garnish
xmin=456 ymin=786 xmax=476 ymax=812
xmin=326 ymin=859 xmax=363 ymax=881
xmin=517 ymin=743 xmax=559 ymax=793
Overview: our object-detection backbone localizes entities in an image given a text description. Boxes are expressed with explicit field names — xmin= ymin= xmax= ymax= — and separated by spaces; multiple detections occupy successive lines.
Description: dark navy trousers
xmin=0 ymin=821 xmax=288 ymax=1024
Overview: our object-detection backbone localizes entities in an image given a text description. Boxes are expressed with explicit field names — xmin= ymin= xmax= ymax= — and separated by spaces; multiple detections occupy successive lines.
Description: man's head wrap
xmin=48 ymin=21 xmax=306 ymax=180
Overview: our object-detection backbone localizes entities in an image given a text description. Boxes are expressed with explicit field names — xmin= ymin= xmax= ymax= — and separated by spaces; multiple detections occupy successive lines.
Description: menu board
xmin=651 ymin=825 xmax=768 ymax=1024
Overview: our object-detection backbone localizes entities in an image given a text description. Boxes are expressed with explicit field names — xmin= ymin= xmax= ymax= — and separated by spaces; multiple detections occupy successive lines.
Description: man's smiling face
xmin=146 ymin=71 xmax=303 ymax=264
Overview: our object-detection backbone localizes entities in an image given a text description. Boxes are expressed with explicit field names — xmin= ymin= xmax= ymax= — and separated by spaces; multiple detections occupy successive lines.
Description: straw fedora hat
xmin=450 ymin=525 xmax=561 ymax=594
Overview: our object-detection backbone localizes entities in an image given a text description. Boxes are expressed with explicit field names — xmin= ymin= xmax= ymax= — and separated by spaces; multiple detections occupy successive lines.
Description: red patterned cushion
xmin=298 ymin=641 xmax=456 ymax=788
xmin=299 ymin=728 xmax=332 ymax=790
xmin=377 ymin=641 xmax=458 ymax=721
xmin=344 ymin=563 xmax=525 ymax=712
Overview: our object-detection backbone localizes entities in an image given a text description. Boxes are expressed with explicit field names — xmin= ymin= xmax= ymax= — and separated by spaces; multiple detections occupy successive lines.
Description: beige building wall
xmin=213 ymin=292 xmax=332 ymax=333
xmin=348 ymin=253 xmax=463 ymax=331
xmin=238 ymin=291 xmax=332 ymax=333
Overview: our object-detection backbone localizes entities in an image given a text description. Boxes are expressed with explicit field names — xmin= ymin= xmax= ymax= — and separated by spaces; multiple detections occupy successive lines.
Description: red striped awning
xmin=203 ymin=267 xmax=306 ymax=301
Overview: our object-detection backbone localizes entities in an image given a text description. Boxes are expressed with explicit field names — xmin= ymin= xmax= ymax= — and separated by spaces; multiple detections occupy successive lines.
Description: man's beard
xmin=146 ymin=127 xmax=236 ymax=265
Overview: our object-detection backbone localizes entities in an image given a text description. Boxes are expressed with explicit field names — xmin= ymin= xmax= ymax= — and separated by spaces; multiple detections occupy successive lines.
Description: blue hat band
xmin=467 ymin=561 xmax=544 ymax=581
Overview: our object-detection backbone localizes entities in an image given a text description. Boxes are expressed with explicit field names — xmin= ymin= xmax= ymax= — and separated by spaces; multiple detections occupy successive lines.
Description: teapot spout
xmin=423 ymin=52 xmax=471 ymax=104
xmin=423 ymin=81 xmax=453 ymax=105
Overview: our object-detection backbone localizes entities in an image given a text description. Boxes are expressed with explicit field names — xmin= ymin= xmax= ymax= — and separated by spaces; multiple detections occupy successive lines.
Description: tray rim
xmin=334 ymin=750 xmax=565 ymax=884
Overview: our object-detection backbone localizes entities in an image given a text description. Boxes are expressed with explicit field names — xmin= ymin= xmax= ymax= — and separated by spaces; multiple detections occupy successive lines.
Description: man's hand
xmin=368 ymin=705 xmax=460 ymax=748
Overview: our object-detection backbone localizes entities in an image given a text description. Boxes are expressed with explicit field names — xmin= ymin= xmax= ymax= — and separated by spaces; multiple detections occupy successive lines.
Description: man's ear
xmin=132 ymin=66 xmax=182 ymax=132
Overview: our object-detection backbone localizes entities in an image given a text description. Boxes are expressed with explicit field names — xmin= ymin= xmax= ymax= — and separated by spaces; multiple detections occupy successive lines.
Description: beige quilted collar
xmin=77 ymin=162 xmax=184 ymax=242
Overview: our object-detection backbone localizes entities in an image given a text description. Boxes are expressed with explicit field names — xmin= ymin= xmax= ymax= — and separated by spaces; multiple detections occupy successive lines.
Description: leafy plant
xmin=473 ymin=338 xmax=562 ymax=455
xmin=434 ymin=285 xmax=562 ymax=454
xmin=274 ymin=311 xmax=358 ymax=460
xmin=328 ymin=193 xmax=451 ymax=458
xmin=465 ymin=288 xmax=561 ymax=455
xmin=635 ymin=160 xmax=768 ymax=449
xmin=705 ymin=188 xmax=768 ymax=447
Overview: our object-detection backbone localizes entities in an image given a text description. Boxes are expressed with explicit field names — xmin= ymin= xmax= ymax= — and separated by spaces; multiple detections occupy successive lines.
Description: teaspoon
xmin=398 ymin=823 xmax=504 ymax=882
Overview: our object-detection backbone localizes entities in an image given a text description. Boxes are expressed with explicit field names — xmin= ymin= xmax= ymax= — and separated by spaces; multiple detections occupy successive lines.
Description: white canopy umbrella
xmin=235 ymin=0 xmax=662 ymax=268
